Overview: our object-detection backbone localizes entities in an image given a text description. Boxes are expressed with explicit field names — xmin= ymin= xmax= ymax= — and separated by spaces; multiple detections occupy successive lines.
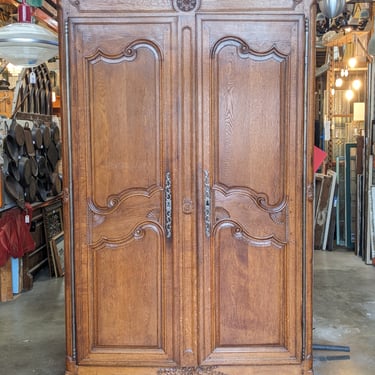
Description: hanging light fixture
xmin=0 ymin=0 xmax=58 ymax=68
xmin=345 ymin=89 xmax=354 ymax=101
xmin=352 ymin=78 xmax=361 ymax=91
xmin=318 ymin=0 xmax=346 ymax=19
xmin=335 ymin=77 xmax=343 ymax=88
xmin=340 ymin=67 xmax=348 ymax=77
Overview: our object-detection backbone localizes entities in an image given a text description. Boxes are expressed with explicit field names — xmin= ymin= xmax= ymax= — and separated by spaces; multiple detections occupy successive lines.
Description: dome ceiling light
xmin=0 ymin=0 xmax=58 ymax=68
xmin=318 ymin=0 xmax=346 ymax=19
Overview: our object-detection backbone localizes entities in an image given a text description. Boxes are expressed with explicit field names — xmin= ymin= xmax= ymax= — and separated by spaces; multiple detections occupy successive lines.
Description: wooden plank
xmin=0 ymin=259 xmax=13 ymax=302
xmin=322 ymin=170 xmax=337 ymax=250
xmin=365 ymin=155 xmax=373 ymax=264
xmin=345 ymin=143 xmax=357 ymax=249
xmin=336 ymin=156 xmax=346 ymax=246
xmin=315 ymin=173 xmax=333 ymax=249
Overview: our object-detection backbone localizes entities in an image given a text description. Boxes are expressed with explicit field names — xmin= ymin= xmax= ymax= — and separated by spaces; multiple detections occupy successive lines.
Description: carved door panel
xmin=61 ymin=1 xmax=314 ymax=375
xmin=198 ymin=16 xmax=307 ymax=368
xmin=66 ymin=20 xmax=179 ymax=368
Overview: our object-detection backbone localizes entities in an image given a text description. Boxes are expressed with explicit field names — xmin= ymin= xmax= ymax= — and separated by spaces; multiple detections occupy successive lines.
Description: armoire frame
xmin=59 ymin=1 xmax=315 ymax=374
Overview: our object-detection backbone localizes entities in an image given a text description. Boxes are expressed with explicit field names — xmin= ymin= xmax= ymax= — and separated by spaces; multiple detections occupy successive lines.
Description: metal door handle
xmin=165 ymin=172 xmax=172 ymax=239
xmin=204 ymin=170 xmax=211 ymax=238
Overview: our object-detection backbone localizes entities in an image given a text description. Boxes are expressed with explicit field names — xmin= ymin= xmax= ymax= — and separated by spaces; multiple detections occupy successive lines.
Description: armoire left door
xmin=60 ymin=1 xmax=315 ymax=375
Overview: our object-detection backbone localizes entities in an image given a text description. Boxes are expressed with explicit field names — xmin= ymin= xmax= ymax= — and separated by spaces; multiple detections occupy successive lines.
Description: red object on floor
xmin=314 ymin=146 xmax=327 ymax=173
xmin=0 ymin=204 xmax=35 ymax=267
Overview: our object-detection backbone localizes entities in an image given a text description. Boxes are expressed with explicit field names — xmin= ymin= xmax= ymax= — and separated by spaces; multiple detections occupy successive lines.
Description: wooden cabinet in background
xmin=23 ymin=204 xmax=47 ymax=291
xmin=23 ymin=197 xmax=63 ymax=290
xmin=60 ymin=1 xmax=315 ymax=374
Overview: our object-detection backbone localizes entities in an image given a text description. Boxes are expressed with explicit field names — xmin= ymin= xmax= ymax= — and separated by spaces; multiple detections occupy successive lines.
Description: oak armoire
xmin=59 ymin=1 xmax=315 ymax=374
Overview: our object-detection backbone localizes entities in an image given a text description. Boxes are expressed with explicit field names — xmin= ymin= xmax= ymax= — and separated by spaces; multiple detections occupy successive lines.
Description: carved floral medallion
xmin=175 ymin=0 xmax=197 ymax=12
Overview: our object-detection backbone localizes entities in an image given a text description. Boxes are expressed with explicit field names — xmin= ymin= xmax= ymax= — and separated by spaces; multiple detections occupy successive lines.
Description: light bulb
xmin=352 ymin=79 xmax=361 ymax=90
xmin=348 ymin=57 xmax=357 ymax=69
xmin=335 ymin=77 xmax=343 ymax=87
xmin=345 ymin=89 xmax=354 ymax=101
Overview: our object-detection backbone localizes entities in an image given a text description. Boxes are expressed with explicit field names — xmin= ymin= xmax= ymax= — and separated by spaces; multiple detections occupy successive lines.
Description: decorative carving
xmin=68 ymin=0 xmax=80 ymax=8
xmin=88 ymin=39 xmax=162 ymax=66
xmin=306 ymin=183 xmax=314 ymax=202
xmin=214 ymin=184 xmax=287 ymax=215
xmin=133 ymin=226 xmax=145 ymax=240
xmin=88 ymin=185 xmax=162 ymax=215
xmin=63 ymin=187 xmax=70 ymax=203
xmin=214 ymin=207 xmax=230 ymax=222
xmin=211 ymin=36 xmax=291 ymax=59
xmin=213 ymin=185 xmax=288 ymax=245
xmin=175 ymin=0 xmax=198 ymax=12
xmin=158 ymin=366 xmax=227 ymax=375
xmin=182 ymin=198 xmax=193 ymax=214
xmin=270 ymin=210 xmax=287 ymax=225
xmin=214 ymin=220 xmax=287 ymax=249
xmin=91 ymin=221 xmax=163 ymax=249
xmin=92 ymin=213 xmax=105 ymax=227
xmin=147 ymin=208 xmax=161 ymax=221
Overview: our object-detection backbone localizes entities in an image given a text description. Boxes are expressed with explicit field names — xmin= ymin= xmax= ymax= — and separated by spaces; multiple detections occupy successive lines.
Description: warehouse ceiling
xmin=0 ymin=0 xmax=57 ymax=32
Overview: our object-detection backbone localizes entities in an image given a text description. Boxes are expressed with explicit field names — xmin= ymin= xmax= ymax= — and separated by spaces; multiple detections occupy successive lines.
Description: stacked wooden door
xmin=59 ymin=1 xmax=315 ymax=374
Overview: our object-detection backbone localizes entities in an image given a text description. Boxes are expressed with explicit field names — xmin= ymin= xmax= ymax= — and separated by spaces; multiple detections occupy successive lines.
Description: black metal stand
xmin=312 ymin=344 xmax=350 ymax=352
xmin=313 ymin=343 xmax=351 ymax=362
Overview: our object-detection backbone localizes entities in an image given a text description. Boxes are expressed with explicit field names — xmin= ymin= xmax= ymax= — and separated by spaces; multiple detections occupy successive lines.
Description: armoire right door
xmin=60 ymin=1 xmax=315 ymax=375
xmin=197 ymin=12 xmax=313 ymax=373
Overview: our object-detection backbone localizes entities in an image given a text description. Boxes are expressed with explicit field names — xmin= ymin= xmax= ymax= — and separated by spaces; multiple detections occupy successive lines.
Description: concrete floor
xmin=313 ymin=248 xmax=375 ymax=375
xmin=0 ymin=249 xmax=374 ymax=374
xmin=0 ymin=268 xmax=65 ymax=375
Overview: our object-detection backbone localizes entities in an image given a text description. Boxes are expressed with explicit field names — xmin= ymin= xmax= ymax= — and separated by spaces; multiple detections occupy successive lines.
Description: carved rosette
xmin=68 ymin=0 xmax=80 ymax=7
xmin=174 ymin=0 xmax=200 ymax=12
xmin=158 ymin=367 xmax=227 ymax=375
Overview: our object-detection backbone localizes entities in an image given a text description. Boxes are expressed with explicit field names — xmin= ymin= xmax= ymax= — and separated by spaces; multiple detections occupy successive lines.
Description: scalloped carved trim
xmin=214 ymin=183 xmax=288 ymax=215
xmin=91 ymin=221 xmax=164 ymax=249
xmin=87 ymin=39 xmax=162 ymax=64
xmin=211 ymin=36 xmax=291 ymax=59
xmin=88 ymin=185 xmax=163 ymax=216
xmin=213 ymin=220 xmax=287 ymax=249
xmin=158 ymin=366 xmax=227 ymax=375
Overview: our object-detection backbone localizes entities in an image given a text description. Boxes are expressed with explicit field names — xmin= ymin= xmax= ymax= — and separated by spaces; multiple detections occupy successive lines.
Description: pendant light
xmin=319 ymin=0 xmax=346 ymax=19
xmin=0 ymin=0 xmax=58 ymax=68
